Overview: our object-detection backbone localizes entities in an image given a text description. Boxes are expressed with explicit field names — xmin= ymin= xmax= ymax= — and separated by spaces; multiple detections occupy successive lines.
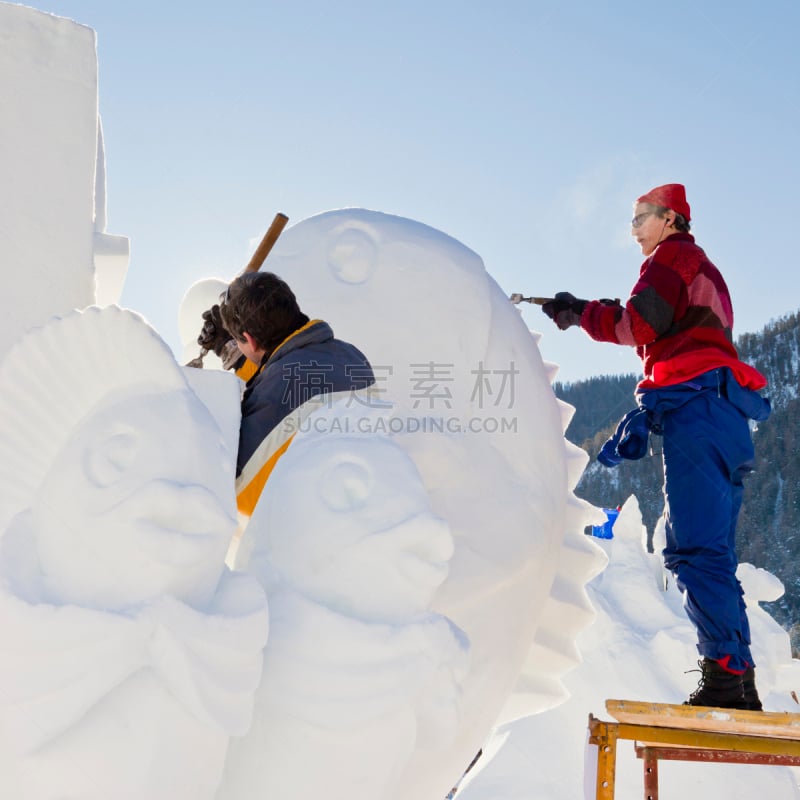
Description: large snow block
xmin=0 ymin=3 xmax=128 ymax=357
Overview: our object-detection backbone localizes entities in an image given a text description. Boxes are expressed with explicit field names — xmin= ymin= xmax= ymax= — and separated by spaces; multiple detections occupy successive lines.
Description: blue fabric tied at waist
xmin=597 ymin=408 xmax=650 ymax=467
xmin=597 ymin=368 xmax=771 ymax=469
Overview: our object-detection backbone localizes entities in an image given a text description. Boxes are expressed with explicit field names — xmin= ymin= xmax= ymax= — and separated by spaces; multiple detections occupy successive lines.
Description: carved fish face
xmin=250 ymin=430 xmax=454 ymax=622
xmin=33 ymin=390 xmax=236 ymax=609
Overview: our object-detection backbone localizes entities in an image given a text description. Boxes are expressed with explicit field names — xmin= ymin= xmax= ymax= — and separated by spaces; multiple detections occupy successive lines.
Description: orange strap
xmin=235 ymin=434 xmax=294 ymax=516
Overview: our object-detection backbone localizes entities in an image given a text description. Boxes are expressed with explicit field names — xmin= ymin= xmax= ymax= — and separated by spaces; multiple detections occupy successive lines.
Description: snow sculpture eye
xmin=326 ymin=225 xmax=378 ymax=284
xmin=320 ymin=456 xmax=374 ymax=512
xmin=83 ymin=428 xmax=139 ymax=487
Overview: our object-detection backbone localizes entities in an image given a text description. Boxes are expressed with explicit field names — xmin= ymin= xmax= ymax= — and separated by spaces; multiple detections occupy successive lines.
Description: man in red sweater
xmin=542 ymin=183 xmax=771 ymax=710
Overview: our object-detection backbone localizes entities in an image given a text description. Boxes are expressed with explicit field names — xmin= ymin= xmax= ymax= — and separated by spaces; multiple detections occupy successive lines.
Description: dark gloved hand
xmin=541 ymin=291 xmax=587 ymax=330
xmin=197 ymin=304 xmax=233 ymax=356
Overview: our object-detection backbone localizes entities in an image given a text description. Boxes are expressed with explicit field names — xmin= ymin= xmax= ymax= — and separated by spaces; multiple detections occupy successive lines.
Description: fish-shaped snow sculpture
xmin=219 ymin=406 xmax=470 ymax=799
xmin=180 ymin=209 xmax=607 ymax=800
xmin=0 ymin=307 xmax=268 ymax=800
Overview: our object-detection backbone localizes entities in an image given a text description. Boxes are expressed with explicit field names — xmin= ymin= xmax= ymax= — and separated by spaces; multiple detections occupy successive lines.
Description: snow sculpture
xmin=179 ymin=276 xmax=230 ymax=368
xmin=0 ymin=2 xmax=129 ymax=362
xmin=220 ymin=406 xmax=470 ymax=799
xmin=0 ymin=307 xmax=268 ymax=800
xmin=181 ymin=209 xmax=607 ymax=799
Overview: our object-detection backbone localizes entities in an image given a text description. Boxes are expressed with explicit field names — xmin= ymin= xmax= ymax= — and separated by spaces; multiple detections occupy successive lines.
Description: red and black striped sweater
xmin=580 ymin=232 xmax=766 ymax=391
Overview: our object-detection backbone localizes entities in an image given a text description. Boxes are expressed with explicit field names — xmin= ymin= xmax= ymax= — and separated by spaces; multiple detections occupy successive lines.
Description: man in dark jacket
xmin=199 ymin=271 xmax=375 ymax=517
xmin=541 ymin=183 xmax=770 ymax=710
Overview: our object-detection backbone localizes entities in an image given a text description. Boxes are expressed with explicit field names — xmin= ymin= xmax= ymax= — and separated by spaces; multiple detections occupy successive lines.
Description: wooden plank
xmin=606 ymin=699 xmax=800 ymax=740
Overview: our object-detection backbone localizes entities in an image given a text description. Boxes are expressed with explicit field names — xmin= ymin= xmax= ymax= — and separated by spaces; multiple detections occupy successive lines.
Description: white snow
xmin=125 ymin=203 xmax=610 ymax=799
xmin=458 ymin=499 xmax=800 ymax=800
xmin=0 ymin=305 xmax=269 ymax=800
xmin=2 ymin=4 xmax=800 ymax=800
xmin=0 ymin=2 xmax=129 ymax=363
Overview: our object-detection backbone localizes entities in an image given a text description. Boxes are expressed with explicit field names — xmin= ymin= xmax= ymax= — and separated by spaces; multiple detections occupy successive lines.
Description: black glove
xmin=541 ymin=291 xmax=587 ymax=330
xmin=197 ymin=304 xmax=233 ymax=356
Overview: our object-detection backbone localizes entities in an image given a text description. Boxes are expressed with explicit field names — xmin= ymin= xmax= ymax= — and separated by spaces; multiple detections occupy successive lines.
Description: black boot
xmin=684 ymin=658 xmax=748 ymax=709
xmin=742 ymin=667 xmax=763 ymax=711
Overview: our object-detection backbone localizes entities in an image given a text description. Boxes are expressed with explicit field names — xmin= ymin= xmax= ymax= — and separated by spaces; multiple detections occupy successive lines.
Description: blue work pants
xmin=659 ymin=388 xmax=755 ymax=672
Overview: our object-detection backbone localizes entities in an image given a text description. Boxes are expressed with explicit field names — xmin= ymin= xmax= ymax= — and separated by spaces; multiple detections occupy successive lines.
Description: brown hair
xmin=650 ymin=203 xmax=691 ymax=232
xmin=219 ymin=272 xmax=309 ymax=356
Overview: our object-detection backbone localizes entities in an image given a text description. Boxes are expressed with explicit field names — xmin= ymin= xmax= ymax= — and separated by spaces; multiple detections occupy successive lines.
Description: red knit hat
xmin=636 ymin=183 xmax=691 ymax=221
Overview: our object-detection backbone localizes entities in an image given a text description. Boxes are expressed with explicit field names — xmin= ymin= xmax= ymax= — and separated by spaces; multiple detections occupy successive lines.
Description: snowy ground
xmin=458 ymin=497 xmax=800 ymax=800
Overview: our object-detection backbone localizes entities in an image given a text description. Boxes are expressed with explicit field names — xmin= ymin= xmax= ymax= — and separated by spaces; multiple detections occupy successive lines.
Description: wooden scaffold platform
xmin=588 ymin=698 xmax=800 ymax=799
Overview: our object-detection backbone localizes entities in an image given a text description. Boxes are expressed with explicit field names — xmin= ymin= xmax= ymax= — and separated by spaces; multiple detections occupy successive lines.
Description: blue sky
xmin=33 ymin=0 xmax=800 ymax=383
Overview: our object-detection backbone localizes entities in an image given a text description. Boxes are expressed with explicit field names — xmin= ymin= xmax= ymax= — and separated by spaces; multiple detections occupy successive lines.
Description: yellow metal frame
xmin=588 ymin=711 xmax=800 ymax=799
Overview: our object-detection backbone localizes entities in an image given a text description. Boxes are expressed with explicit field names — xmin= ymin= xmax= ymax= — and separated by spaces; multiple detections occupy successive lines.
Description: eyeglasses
xmin=631 ymin=211 xmax=655 ymax=228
